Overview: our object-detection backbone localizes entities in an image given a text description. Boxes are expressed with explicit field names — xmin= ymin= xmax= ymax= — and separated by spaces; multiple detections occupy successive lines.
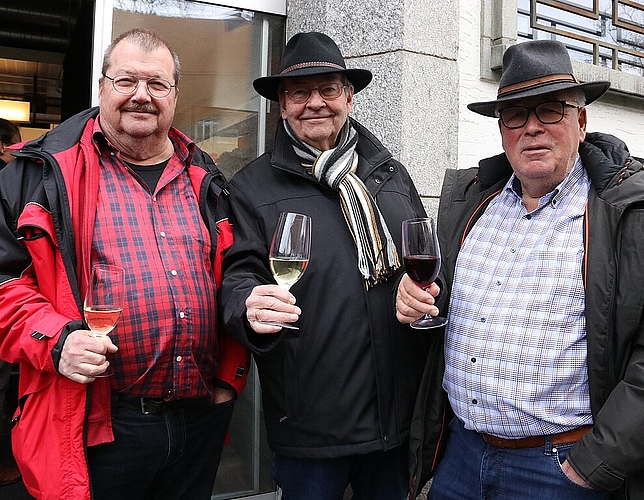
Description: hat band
xmin=497 ymin=73 xmax=580 ymax=97
xmin=280 ymin=61 xmax=345 ymax=75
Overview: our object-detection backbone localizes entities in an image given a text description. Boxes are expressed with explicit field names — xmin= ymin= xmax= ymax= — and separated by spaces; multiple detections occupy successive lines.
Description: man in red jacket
xmin=0 ymin=28 xmax=248 ymax=500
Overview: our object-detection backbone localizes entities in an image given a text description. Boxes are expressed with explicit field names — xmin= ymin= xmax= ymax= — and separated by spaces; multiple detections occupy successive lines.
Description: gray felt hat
xmin=468 ymin=40 xmax=610 ymax=117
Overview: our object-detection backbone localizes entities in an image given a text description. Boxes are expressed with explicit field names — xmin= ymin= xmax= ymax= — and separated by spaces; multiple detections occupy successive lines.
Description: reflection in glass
xmin=112 ymin=2 xmax=285 ymax=498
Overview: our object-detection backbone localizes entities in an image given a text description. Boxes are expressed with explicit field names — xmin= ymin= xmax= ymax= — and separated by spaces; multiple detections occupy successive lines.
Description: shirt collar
xmin=506 ymin=154 xmax=584 ymax=210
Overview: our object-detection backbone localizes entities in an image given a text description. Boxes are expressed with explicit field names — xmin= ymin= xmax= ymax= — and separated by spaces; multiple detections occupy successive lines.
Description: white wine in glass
xmin=84 ymin=264 xmax=125 ymax=376
xmin=266 ymin=212 xmax=311 ymax=330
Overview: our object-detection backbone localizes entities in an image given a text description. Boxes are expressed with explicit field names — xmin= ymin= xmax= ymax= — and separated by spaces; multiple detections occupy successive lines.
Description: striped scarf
xmin=283 ymin=119 xmax=400 ymax=288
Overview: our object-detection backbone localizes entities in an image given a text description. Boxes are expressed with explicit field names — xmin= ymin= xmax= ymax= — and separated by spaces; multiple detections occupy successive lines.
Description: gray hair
xmin=101 ymin=28 xmax=181 ymax=86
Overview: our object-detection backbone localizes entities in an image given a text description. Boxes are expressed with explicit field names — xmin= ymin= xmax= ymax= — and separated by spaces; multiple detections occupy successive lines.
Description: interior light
xmin=0 ymin=99 xmax=31 ymax=122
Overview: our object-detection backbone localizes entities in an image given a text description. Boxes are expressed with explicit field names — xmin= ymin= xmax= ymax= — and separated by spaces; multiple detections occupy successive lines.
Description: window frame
xmin=480 ymin=0 xmax=644 ymax=97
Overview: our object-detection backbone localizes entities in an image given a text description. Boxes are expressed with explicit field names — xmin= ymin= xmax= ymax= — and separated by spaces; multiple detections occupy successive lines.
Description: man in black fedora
xmin=219 ymin=32 xmax=428 ymax=499
xmin=398 ymin=39 xmax=644 ymax=499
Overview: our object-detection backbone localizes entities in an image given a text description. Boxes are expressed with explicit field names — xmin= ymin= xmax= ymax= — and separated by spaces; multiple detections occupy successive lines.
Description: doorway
xmin=0 ymin=0 xmax=94 ymax=140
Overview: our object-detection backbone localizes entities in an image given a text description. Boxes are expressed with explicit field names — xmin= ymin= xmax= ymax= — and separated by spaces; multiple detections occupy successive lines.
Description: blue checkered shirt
xmin=443 ymin=156 xmax=594 ymax=438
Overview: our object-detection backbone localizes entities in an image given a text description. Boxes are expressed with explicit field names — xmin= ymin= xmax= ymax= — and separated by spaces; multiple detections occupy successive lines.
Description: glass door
xmin=96 ymin=1 xmax=286 ymax=498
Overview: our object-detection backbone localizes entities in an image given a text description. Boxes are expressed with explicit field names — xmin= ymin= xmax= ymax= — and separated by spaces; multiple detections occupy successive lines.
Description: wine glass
xmin=83 ymin=264 xmax=125 ymax=375
xmin=265 ymin=212 xmax=312 ymax=330
xmin=402 ymin=218 xmax=448 ymax=329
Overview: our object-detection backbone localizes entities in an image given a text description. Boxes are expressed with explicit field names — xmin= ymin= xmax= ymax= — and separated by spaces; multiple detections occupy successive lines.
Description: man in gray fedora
xmin=219 ymin=32 xmax=428 ymax=499
xmin=397 ymin=39 xmax=644 ymax=499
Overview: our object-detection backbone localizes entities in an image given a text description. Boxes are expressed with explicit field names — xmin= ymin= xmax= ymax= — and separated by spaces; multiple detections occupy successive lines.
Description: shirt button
xmin=383 ymin=435 xmax=389 ymax=443
xmin=471 ymin=357 xmax=476 ymax=363
xmin=176 ymin=356 xmax=182 ymax=362
xmin=481 ymin=317 xmax=486 ymax=323
xmin=160 ymin=231 xmax=166 ymax=238
xmin=496 ymin=280 xmax=502 ymax=286
xmin=472 ymin=399 xmax=478 ymax=404
xmin=153 ymin=196 xmax=157 ymax=202
xmin=388 ymin=166 xmax=395 ymax=172
xmin=179 ymin=311 xmax=185 ymax=319
xmin=375 ymin=179 xmax=381 ymax=184
xmin=170 ymin=270 xmax=178 ymax=276
xmin=166 ymin=390 xmax=173 ymax=398
xmin=510 ymin=248 xmax=516 ymax=253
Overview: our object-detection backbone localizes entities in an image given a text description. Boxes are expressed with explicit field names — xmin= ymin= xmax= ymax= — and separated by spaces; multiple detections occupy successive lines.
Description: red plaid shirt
xmin=90 ymin=118 xmax=217 ymax=399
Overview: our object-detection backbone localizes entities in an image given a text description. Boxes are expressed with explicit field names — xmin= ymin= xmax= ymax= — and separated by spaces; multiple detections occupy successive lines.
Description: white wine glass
xmin=402 ymin=218 xmax=448 ymax=329
xmin=266 ymin=212 xmax=312 ymax=330
xmin=83 ymin=264 xmax=125 ymax=376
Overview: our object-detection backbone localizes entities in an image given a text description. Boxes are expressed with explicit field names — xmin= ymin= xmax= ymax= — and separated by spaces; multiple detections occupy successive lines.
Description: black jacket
xmin=219 ymin=118 xmax=428 ymax=458
xmin=408 ymin=132 xmax=644 ymax=499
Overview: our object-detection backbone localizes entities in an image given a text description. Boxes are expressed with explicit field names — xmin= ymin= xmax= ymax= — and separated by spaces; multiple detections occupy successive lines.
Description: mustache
xmin=121 ymin=103 xmax=158 ymax=113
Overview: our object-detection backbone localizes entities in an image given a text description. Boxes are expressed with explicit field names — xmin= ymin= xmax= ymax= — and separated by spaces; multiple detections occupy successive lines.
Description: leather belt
xmin=481 ymin=425 xmax=592 ymax=449
xmin=114 ymin=393 xmax=212 ymax=415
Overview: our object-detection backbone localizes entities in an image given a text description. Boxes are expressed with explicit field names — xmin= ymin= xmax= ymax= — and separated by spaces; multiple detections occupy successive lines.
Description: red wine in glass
xmin=403 ymin=255 xmax=440 ymax=286
xmin=402 ymin=218 xmax=448 ymax=329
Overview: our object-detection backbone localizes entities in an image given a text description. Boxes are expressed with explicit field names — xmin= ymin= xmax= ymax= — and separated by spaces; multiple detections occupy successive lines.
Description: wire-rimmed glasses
xmin=103 ymin=74 xmax=176 ymax=98
xmin=496 ymin=100 xmax=580 ymax=129
xmin=283 ymin=82 xmax=349 ymax=104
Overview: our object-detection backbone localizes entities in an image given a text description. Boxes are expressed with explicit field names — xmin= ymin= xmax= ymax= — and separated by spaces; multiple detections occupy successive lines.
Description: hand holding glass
xmin=266 ymin=212 xmax=311 ymax=330
xmin=401 ymin=218 xmax=448 ymax=329
xmin=83 ymin=264 xmax=125 ymax=375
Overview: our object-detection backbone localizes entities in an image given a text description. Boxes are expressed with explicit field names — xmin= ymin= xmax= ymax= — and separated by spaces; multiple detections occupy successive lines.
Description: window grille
xmin=518 ymin=0 xmax=644 ymax=75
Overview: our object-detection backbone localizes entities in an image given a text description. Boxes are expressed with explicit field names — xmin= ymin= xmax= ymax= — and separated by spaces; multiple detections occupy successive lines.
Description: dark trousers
xmin=273 ymin=444 xmax=409 ymax=500
xmin=87 ymin=397 xmax=234 ymax=500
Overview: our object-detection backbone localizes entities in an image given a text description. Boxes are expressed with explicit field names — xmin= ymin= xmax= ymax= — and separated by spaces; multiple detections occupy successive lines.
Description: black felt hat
xmin=468 ymin=40 xmax=610 ymax=117
xmin=253 ymin=32 xmax=373 ymax=102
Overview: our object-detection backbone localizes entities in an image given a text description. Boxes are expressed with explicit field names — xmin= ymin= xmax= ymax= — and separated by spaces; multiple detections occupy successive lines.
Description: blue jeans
xmin=429 ymin=418 xmax=611 ymax=500
xmin=87 ymin=398 xmax=234 ymax=500
xmin=274 ymin=445 xmax=409 ymax=500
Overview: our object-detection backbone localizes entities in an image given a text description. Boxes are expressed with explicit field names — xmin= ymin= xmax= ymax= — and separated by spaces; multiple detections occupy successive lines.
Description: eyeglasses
xmin=496 ymin=100 xmax=580 ymax=129
xmin=103 ymin=74 xmax=176 ymax=98
xmin=283 ymin=82 xmax=349 ymax=104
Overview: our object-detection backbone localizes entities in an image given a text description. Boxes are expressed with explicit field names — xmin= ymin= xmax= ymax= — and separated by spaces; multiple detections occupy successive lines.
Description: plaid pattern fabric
xmin=443 ymin=156 xmax=593 ymax=438
xmin=90 ymin=121 xmax=217 ymax=399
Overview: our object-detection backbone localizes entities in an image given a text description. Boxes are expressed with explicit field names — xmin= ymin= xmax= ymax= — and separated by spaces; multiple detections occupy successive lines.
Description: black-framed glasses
xmin=496 ymin=100 xmax=580 ymax=129
xmin=103 ymin=74 xmax=176 ymax=98
xmin=283 ymin=82 xmax=349 ymax=104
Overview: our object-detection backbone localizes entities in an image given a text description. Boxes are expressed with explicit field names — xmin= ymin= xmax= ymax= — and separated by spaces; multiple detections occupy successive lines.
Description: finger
xmin=248 ymin=307 xmax=300 ymax=334
xmin=58 ymin=362 xmax=103 ymax=384
xmin=102 ymin=336 xmax=119 ymax=353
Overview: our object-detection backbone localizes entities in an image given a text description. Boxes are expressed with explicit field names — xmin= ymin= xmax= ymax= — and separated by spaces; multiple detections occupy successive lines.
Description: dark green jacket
xmin=409 ymin=132 xmax=644 ymax=499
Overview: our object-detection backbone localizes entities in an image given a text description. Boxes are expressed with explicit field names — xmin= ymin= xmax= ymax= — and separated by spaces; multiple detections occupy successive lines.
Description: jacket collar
xmin=476 ymin=132 xmax=639 ymax=194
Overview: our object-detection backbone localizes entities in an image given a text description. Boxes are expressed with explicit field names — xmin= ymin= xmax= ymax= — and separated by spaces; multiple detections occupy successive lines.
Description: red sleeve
xmin=214 ymin=217 xmax=250 ymax=396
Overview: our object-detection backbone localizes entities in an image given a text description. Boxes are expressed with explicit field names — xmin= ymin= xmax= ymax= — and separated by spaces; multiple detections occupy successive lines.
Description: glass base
xmin=94 ymin=367 xmax=114 ymax=377
xmin=260 ymin=321 xmax=299 ymax=330
xmin=410 ymin=315 xmax=448 ymax=329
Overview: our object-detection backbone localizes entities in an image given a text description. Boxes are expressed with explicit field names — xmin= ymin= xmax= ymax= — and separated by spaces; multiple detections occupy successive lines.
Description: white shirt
xmin=443 ymin=156 xmax=593 ymax=438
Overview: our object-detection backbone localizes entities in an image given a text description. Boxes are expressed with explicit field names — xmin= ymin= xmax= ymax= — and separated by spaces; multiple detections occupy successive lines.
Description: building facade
xmin=2 ymin=0 xmax=642 ymax=498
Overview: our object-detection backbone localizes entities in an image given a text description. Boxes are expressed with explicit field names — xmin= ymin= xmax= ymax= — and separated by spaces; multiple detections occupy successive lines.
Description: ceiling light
xmin=0 ymin=99 xmax=31 ymax=122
